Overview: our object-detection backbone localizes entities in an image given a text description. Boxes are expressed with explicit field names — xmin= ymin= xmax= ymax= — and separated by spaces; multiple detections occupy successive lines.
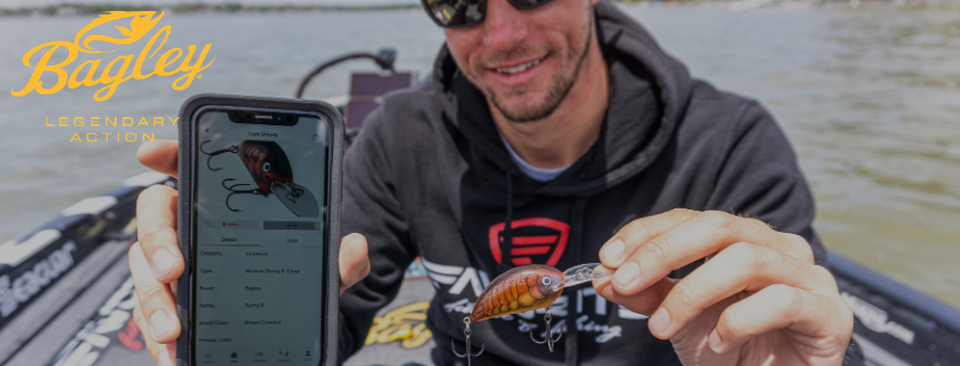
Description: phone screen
xmin=191 ymin=108 xmax=329 ymax=365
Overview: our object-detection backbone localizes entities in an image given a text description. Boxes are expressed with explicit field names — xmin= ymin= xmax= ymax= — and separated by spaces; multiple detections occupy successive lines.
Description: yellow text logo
xmin=11 ymin=11 xmax=214 ymax=102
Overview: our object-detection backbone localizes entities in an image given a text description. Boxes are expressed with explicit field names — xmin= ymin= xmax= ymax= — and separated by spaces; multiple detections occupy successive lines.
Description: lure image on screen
xmin=191 ymin=108 xmax=329 ymax=365
xmin=200 ymin=139 xmax=320 ymax=217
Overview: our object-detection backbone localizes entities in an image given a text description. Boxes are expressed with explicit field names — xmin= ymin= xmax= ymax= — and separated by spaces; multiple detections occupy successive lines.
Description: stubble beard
xmin=484 ymin=16 xmax=594 ymax=123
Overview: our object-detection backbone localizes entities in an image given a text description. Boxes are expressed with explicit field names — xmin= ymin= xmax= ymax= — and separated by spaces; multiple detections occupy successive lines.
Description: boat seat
xmin=345 ymin=71 xmax=415 ymax=137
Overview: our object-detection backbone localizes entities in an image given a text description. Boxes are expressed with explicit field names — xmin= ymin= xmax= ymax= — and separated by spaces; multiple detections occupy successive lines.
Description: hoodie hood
xmin=431 ymin=0 xmax=695 ymax=197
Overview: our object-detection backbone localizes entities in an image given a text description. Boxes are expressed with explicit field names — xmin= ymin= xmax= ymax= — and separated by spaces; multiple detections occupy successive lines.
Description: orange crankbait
xmin=471 ymin=264 xmax=564 ymax=322
xmin=200 ymin=139 xmax=319 ymax=217
xmin=472 ymin=263 xmax=613 ymax=322
xmin=453 ymin=263 xmax=612 ymax=363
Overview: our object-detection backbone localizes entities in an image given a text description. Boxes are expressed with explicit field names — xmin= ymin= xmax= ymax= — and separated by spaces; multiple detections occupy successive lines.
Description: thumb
xmin=137 ymin=140 xmax=179 ymax=178
xmin=339 ymin=233 xmax=370 ymax=296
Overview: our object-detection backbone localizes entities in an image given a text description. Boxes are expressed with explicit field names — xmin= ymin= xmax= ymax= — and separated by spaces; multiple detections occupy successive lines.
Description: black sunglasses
xmin=421 ymin=0 xmax=554 ymax=28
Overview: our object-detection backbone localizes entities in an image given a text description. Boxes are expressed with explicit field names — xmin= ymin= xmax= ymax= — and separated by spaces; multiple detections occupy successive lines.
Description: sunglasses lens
xmin=509 ymin=0 xmax=551 ymax=9
xmin=425 ymin=0 xmax=485 ymax=27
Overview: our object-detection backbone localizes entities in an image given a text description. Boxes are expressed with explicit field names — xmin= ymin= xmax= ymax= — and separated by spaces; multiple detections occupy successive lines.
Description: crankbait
xmin=470 ymin=264 xmax=563 ymax=323
xmin=201 ymin=140 xmax=319 ymax=217
xmin=453 ymin=263 xmax=613 ymax=363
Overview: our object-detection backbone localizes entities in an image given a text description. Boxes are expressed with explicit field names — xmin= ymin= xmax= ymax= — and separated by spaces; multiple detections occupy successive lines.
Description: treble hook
xmin=452 ymin=317 xmax=484 ymax=365
xmin=530 ymin=305 xmax=562 ymax=353
xmin=200 ymin=140 xmax=239 ymax=172
xmin=221 ymin=178 xmax=265 ymax=212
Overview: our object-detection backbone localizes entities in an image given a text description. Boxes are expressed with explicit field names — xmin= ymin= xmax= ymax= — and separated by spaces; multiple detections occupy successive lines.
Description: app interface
xmin=193 ymin=109 xmax=327 ymax=365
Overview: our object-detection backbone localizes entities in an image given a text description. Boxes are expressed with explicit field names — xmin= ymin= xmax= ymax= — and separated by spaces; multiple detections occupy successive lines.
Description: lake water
xmin=1 ymin=4 xmax=958 ymax=307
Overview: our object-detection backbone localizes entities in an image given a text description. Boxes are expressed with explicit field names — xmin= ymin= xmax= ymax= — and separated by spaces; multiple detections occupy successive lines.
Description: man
xmin=130 ymin=0 xmax=858 ymax=364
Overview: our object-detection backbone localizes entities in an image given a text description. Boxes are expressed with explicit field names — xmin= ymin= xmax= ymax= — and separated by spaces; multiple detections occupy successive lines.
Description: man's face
xmin=443 ymin=0 xmax=598 ymax=123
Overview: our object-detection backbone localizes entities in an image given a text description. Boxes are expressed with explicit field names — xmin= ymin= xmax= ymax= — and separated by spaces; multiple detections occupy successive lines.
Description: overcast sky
xmin=0 ymin=0 xmax=414 ymax=7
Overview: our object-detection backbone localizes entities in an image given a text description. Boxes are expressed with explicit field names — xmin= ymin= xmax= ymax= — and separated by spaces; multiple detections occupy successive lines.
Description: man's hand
xmin=129 ymin=140 xmax=371 ymax=366
xmin=594 ymin=209 xmax=853 ymax=365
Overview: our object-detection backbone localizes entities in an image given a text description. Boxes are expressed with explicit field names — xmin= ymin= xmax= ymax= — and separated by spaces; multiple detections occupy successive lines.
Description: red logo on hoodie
xmin=488 ymin=217 xmax=569 ymax=267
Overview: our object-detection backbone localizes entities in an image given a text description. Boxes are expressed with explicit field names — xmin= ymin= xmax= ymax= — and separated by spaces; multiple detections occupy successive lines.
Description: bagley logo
xmin=11 ymin=11 xmax=214 ymax=102
xmin=488 ymin=217 xmax=569 ymax=267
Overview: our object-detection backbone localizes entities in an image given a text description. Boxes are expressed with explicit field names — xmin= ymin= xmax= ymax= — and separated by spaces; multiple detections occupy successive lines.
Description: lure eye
xmin=263 ymin=162 xmax=271 ymax=172
xmin=540 ymin=277 xmax=553 ymax=287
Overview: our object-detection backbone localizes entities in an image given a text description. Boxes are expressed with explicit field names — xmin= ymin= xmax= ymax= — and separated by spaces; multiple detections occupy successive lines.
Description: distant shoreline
xmin=0 ymin=1 xmax=756 ymax=17
xmin=2 ymin=0 xmax=955 ymax=17
xmin=0 ymin=3 xmax=424 ymax=17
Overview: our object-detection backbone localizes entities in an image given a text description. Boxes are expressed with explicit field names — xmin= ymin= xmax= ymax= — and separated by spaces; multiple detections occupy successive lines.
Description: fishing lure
xmin=453 ymin=263 xmax=613 ymax=363
xmin=201 ymin=140 xmax=319 ymax=217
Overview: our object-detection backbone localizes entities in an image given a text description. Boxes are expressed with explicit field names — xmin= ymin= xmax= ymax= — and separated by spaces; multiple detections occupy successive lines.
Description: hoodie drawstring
xmin=565 ymin=197 xmax=588 ymax=366
xmin=500 ymin=172 xmax=587 ymax=365
xmin=499 ymin=173 xmax=515 ymax=275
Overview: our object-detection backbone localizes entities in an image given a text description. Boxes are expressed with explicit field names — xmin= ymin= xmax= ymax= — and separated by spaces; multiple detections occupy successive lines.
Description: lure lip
xmin=271 ymin=181 xmax=320 ymax=218
xmin=553 ymin=263 xmax=614 ymax=292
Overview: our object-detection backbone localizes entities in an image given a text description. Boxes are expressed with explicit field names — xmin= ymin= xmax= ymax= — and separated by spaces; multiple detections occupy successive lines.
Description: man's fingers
xmin=339 ymin=233 xmax=370 ymax=296
xmin=709 ymin=284 xmax=852 ymax=360
xmin=137 ymin=140 xmax=179 ymax=178
xmin=593 ymin=276 xmax=677 ymax=317
xmin=607 ymin=211 xmax=813 ymax=295
xmin=136 ymin=184 xmax=184 ymax=283
xmin=129 ymin=243 xmax=181 ymax=344
xmin=599 ymin=208 xmax=697 ymax=268
xmin=647 ymin=243 xmax=836 ymax=339
xmin=781 ymin=232 xmax=816 ymax=263
xmin=133 ymin=304 xmax=176 ymax=366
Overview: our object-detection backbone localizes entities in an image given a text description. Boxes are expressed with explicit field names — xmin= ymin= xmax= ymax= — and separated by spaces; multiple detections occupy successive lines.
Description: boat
xmin=1 ymin=50 xmax=958 ymax=366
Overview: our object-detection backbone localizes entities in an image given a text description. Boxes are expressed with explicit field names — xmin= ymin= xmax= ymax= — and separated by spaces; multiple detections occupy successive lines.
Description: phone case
xmin=175 ymin=94 xmax=343 ymax=366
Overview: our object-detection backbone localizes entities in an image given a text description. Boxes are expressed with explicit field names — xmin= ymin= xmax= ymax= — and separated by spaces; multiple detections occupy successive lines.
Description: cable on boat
xmin=294 ymin=48 xmax=396 ymax=99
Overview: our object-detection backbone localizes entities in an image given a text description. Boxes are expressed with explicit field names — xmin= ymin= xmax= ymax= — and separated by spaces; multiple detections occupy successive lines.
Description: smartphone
xmin=176 ymin=94 xmax=343 ymax=366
